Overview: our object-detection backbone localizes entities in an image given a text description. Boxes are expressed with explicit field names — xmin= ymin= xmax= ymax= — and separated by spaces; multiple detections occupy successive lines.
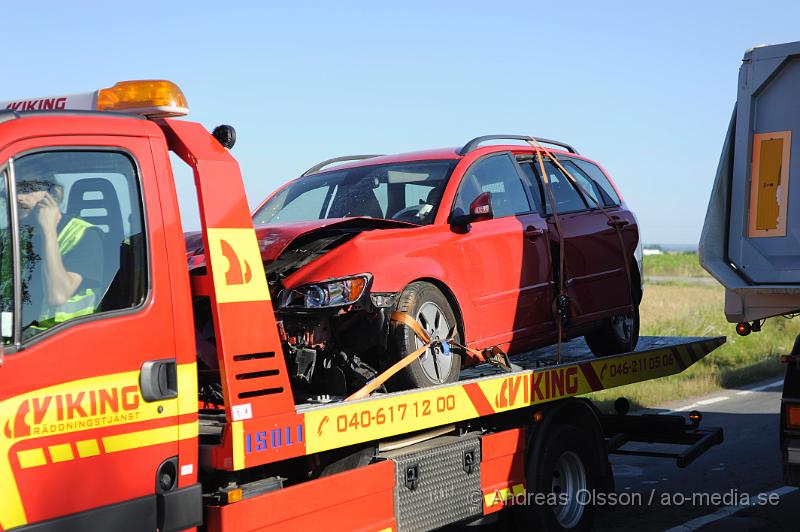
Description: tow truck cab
xmin=0 ymin=81 xmax=291 ymax=531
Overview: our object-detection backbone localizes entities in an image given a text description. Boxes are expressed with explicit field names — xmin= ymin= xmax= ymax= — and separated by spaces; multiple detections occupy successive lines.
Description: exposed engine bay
xmin=187 ymin=218 xmax=412 ymax=403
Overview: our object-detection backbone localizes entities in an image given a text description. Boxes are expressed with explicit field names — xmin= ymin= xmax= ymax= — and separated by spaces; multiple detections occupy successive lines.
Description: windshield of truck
xmin=253 ymin=160 xmax=457 ymax=226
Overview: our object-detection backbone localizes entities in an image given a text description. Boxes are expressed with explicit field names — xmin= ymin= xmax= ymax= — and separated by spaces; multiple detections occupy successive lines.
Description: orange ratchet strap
xmin=345 ymin=312 xmax=512 ymax=401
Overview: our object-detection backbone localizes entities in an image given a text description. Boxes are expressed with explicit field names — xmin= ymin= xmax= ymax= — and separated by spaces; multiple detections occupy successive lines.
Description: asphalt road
xmin=451 ymin=376 xmax=798 ymax=531
xmin=592 ymin=377 xmax=795 ymax=531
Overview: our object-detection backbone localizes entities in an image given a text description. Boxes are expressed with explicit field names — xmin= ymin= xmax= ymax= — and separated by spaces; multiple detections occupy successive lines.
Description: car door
xmin=0 ymin=132 xmax=181 ymax=530
xmin=453 ymin=152 xmax=553 ymax=351
xmin=529 ymin=157 xmax=633 ymax=324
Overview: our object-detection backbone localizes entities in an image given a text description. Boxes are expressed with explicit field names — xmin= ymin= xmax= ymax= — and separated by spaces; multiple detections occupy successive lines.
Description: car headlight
xmin=279 ymin=274 xmax=371 ymax=309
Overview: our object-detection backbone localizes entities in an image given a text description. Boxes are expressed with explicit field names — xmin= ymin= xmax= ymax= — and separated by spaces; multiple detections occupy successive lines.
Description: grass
xmin=643 ymin=252 xmax=710 ymax=278
xmin=586 ymin=253 xmax=800 ymax=411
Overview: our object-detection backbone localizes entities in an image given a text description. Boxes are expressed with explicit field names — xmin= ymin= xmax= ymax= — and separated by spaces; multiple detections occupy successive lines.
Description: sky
xmin=7 ymin=1 xmax=800 ymax=245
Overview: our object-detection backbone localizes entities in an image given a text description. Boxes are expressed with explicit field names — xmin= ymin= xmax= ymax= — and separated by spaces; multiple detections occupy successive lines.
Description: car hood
xmin=253 ymin=217 xmax=417 ymax=261
xmin=185 ymin=217 xmax=417 ymax=276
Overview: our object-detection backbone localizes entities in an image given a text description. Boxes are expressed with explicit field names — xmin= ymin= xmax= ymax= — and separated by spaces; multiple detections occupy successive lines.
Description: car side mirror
xmin=449 ymin=191 xmax=493 ymax=226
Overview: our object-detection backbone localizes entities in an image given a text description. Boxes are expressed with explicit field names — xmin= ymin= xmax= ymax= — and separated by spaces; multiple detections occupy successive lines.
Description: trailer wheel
xmin=388 ymin=281 xmax=462 ymax=390
xmin=515 ymin=424 xmax=603 ymax=532
xmin=585 ymin=303 xmax=639 ymax=357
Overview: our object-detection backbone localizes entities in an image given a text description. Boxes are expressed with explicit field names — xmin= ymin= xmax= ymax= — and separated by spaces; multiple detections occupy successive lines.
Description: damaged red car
xmin=190 ymin=135 xmax=643 ymax=399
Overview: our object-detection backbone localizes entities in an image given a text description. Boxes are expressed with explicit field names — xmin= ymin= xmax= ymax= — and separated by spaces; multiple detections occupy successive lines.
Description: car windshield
xmin=253 ymin=159 xmax=457 ymax=226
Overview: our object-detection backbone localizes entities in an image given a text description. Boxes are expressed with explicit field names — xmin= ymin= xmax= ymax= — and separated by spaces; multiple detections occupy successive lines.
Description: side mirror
xmin=449 ymin=191 xmax=493 ymax=226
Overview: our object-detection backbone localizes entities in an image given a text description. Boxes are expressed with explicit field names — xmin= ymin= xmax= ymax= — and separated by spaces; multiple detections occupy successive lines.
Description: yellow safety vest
xmin=35 ymin=217 xmax=98 ymax=328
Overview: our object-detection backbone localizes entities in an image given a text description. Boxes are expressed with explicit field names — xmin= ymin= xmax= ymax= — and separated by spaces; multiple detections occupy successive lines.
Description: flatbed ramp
xmin=298 ymin=336 xmax=725 ymax=454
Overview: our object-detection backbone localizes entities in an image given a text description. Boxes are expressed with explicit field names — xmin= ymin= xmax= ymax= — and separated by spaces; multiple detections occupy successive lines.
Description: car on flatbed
xmin=189 ymin=135 xmax=643 ymax=396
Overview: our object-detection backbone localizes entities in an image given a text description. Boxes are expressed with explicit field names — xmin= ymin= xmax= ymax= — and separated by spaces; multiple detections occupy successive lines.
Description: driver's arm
xmin=37 ymin=194 xmax=82 ymax=305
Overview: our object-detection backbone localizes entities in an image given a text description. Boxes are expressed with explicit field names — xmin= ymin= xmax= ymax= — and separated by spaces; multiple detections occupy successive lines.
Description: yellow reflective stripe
xmin=34 ymin=218 xmax=98 ymax=326
xmin=56 ymin=217 xmax=94 ymax=255
xmin=484 ymin=483 xmax=525 ymax=507
xmin=178 ymin=363 xmax=199 ymax=416
xmin=48 ymin=443 xmax=74 ymax=463
xmin=0 ymin=487 xmax=26 ymax=529
xmin=0 ymin=362 xmax=197 ymax=530
xmin=17 ymin=448 xmax=46 ymax=469
xmin=76 ymin=439 xmax=100 ymax=458
xmin=102 ymin=422 xmax=198 ymax=454
xmin=232 ymin=421 xmax=245 ymax=471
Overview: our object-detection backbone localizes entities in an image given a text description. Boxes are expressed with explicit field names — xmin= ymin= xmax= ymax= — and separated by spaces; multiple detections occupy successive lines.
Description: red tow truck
xmin=0 ymin=80 xmax=725 ymax=531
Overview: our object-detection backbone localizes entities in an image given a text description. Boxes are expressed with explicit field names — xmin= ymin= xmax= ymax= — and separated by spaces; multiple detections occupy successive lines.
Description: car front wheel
xmin=388 ymin=281 xmax=462 ymax=390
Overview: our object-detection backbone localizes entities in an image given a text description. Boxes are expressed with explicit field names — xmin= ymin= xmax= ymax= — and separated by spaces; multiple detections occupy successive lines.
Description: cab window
xmin=453 ymin=154 xmax=531 ymax=218
xmin=4 ymin=150 xmax=147 ymax=344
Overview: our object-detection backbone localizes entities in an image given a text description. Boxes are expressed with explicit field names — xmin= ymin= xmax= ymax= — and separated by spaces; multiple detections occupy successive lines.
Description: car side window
xmin=453 ymin=154 xmax=531 ymax=218
xmin=530 ymin=160 xmax=588 ymax=214
xmin=566 ymin=158 xmax=621 ymax=206
xmin=8 ymin=150 xmax=147 ymax=343
xmin=516 ymin=160 xmax=545 ymax=213
xmin=559 ymin=160 xmax=604 ymax=206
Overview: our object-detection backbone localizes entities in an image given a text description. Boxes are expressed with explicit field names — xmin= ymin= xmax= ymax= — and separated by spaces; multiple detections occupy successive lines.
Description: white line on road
xmin=672 ymin=396 xmax=729 ymax=413
xmin=660 ymin=377 xmax=785 ymax=415
xmin=736 ymin=378 xmax=784 ymax=396
xmin=664 ymin=485 xmax=798 ymax=531
xmin=696 ymin=397 xmax=729 ymax=406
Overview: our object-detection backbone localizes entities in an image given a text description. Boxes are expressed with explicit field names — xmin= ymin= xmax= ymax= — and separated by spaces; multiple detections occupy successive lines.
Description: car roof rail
xmin=459 ymin=135 xmax=578 ymax=156
xmin=301 ymin=154 xmax=385 ymax=176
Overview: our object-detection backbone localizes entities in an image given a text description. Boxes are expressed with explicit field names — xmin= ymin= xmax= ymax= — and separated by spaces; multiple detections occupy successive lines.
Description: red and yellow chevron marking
xmin=303 ymin=338 xmax=724 ymax=454
xmin=0 ymin=363 xmax=198 ymax=530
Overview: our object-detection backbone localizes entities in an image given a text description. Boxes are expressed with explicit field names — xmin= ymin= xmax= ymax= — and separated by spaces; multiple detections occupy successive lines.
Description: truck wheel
xmin=515 ymin=424 xmax=603 ymax=532
xmin=585 ymin=304 xmax=639 ymax=357
xmin=388 ymin=282 xmax=462 ymax=390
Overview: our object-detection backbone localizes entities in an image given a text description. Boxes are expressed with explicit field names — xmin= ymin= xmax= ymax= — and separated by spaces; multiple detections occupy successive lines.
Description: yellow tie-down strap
xmin=303 ymin=337 xmax=725 ymax=454
xmin=0 ymin=363 xmax=198 ymax=530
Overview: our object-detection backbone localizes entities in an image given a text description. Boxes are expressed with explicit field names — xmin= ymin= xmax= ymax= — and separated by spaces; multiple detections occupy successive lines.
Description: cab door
xmin=0 ymin=121 xmax=185 ymax=530
xmin=453 ymin=153 xmax=553 ymax=351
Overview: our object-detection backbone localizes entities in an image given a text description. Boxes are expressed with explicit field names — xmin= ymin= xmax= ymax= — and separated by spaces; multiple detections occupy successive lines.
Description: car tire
xmin=388 ymin=281 xmax=462 ymax=390
xmin=513 ymin=423 xmax=603 ymax=532
xmin=585 ymin=303 xmax=640 ymax=357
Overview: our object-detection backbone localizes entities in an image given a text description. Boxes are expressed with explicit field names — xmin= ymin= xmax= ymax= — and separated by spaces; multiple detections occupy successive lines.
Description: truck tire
xmin=388 ymin=281 xmax=462 ymax=390
xmin=585 ymin=303 xmax=639 ymax=357
xmin=515 ymin=424 xmax=603 ymax=532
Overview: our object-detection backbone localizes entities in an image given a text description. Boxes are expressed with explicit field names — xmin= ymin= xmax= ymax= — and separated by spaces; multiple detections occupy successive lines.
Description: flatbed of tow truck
xmin=300 ymin=336 xmax=725 ymax=452
xmin=200 ymin=335 xmax=724 ymax=464
xmin=203 ymin=335 xmax=726 ymax=531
